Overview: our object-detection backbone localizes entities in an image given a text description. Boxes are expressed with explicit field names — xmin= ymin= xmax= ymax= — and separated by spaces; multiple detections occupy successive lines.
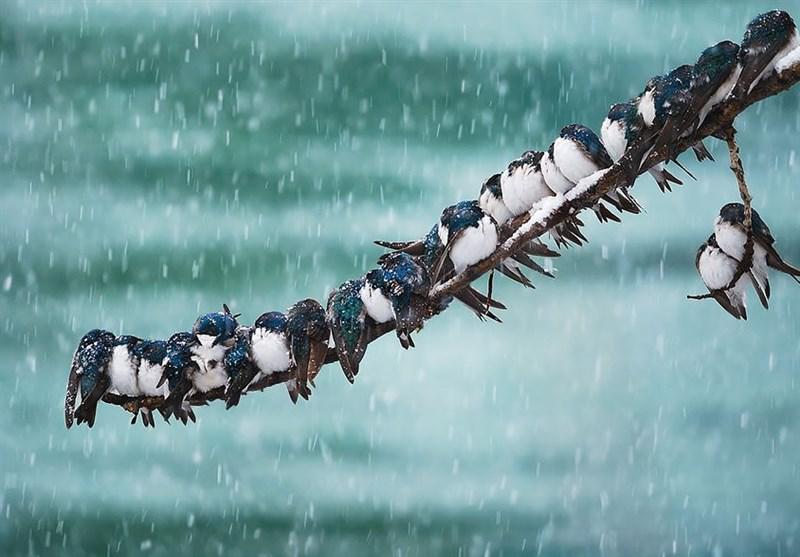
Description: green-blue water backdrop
xmin=2 ymin=1 xmax=799 ymax=555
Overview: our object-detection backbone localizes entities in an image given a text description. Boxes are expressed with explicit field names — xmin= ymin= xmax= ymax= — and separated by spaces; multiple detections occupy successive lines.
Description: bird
xmin=65 ymin=329 xmax=116 ymax=428
xmin=435 ymin=200 xmax=499 ymax=278
xmin=362 ymin=251 xmax=431 ymax=349
xmin=328 ymin=279 xmax=374 ymax=382
xmin=691 ymin=41 xmax=742 ymax=131
xmin=542 ymin=124 xmax=641 ymax=222
xmin=157 ymin=331 xmax=199 ymax=424
xmin=221 ymin=326 xmax=255 ymax=410
xmin=713 ymin=202 xmax=800 ymax=303
xmin=106 ymin=334 xmax=144 ymax=400
xmin=732 ymin=10 xmax=799 ymax=99
xmin=187 ymin=305 xmax=240 ymax=395
xmin=129 ymin=338 xmax=169 ymax=427
xmin=695 ymin=234 xmax=749 ymax=320
xmin=500 ymin=150 xmax=556 ymax=216
xmin=477 ymin=173 xmax=555 ymax=287
xmin=500 ymin=150 xmax=587 ymax=247
xmin=601 ymin=101 xmax=683 ymax=192
xmin=245 ymin=312 xmax=296 ymax=402
xmin=635 ymin=65 xmax=715 ymax=167
xmin=375 ymin=224 xmax=507 ymax=322
xmin=285 ymin=299 xmax=329 ymax=403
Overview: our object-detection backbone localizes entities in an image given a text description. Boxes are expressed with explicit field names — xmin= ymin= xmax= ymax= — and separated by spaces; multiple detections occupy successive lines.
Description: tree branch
xmin=102 ymin=53 xmax=800 ymax=418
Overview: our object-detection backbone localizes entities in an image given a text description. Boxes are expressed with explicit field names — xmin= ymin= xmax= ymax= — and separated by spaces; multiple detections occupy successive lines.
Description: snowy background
xmin=2 ymin=1 xmax=799 ymax=555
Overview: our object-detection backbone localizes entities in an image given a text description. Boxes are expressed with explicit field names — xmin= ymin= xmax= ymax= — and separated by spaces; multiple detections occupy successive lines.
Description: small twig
xmin=687 ymin=293 xmax=714 ymax=301
xmin=722 ymin=126 xmax=754 ymax=290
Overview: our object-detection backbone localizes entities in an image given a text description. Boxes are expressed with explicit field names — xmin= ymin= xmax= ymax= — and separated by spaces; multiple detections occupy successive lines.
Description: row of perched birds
xmin=64 ymin=10 xmax=800 ymax=428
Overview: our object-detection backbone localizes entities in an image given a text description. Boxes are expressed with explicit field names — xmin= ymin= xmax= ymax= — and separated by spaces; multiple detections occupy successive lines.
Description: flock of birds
xmin=64 ymin=10 xmax=800 ymax=429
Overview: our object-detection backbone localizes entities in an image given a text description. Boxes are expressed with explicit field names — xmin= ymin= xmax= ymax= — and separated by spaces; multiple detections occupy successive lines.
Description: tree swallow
xmin=691 ymin=41 xmax=742 ymax=130
xmin=636 ymin=65 xmax=715 ymax=165
xmin=129 ymin=338 xmax=169 ymax=427
xmin=714 ymin=202 xmax=800 ymax=304
xmin=542 ymin=124 xmax=641 ymax=222
xmin=188 ymin=305 xmax=239 ymax=394
xmin=244 ymin=311 xmax=295 ymax=402
xmin=695 ymin=234 xmax=749 ymax=320
xmin=65 ymin=329 xmax=116 ymax=428
xmin=285 ymin=299 xmax=329 ymax=403
xmin=156 ymin=331 xmax=198 ymax=424
xmin=221 ymin=326 xmax=255 ymax=410
xmin=362 ymin=251 xmax=431 ymax=349
xmin=328 ymin=278 xmax=373 ymax=382
xmin=374 ymin=224 xmax=506 ymax=322
xmin=732 ymin=10 xmax=799 ymax=99
xmin=478 ymin=173 xmax=514 ymax=226
xmin=435 ymin=200 xmax=498 ymax=279
xmin=601 ymin=101 xmax=683 ymax=192
xmin=477 ymin=174 xmax=555 ymax=287
xmin=500 ymin=150 xmax=556 ymax=216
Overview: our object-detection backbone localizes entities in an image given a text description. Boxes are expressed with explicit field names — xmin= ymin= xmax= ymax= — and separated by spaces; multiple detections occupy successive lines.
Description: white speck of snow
xmin=2 ymin=274 xmax=11 ymax=291
xmin=567 ymin=168 xmax=611 ymax=201
xmin=776 ymin=46 xmax=800 ymax=74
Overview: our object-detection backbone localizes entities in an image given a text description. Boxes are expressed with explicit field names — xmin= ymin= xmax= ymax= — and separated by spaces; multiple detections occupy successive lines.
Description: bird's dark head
xmin=440 ymin=200 xmax=485 ymax=235
xmin=696 ymin=41 xmax=740 ymax=79
xmin=742 ymin=10 xmax=796 ymax=52
xmin=137 ymin=339 xmax=167 ymax=364
xmin=480 ymin=173 xmax=503 ymax=200
xmin=254 ymin=311 xmax=288 ymax=333
xmin=78 ymin=329 xmax=115 ymax=351
xmin=718 ymin=202 xmax=771 ymax=240
xmin=562 ymin=123 xmax=612 ymax=167
xmin=192 ymin=310 xmax=238 ymax=348
xmin=607 ymin=102 xmax=637 ymax=124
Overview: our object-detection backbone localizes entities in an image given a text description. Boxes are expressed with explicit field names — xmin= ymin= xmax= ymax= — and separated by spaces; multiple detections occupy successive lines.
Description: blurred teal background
xmin=2 ymin=1 xmax=799 ymax=555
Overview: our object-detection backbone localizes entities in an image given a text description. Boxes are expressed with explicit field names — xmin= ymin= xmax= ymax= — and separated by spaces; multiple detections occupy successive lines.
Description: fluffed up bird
xmin=327 ymin=278 xmax=374 ymax=382
xmin=713 ymin=202 xmax=800 ymax=304
xmin=478 ymin=174 xmax=555 ymax=287
xmin=285 ymin=299 xmax=329 ymax=403
xmin=157 ymin=331 xmax=198 ymax=424
xmin=636 ymin=65 xmax=715 ymax=168
xmin=65 ymin=329 xmax=116 ymax=428
xmin=129 ymin=339 xmax=169 ymax=427
xmin=691 ymin=41 xmax=742 ymax=131
xmin=542 ymin=124 xmax=641 ymax=223
xmin=375 ymin=224 xmax=507 ymax=322
xmin=601 ymin=101 xmax=683 ymax=193
xmin=732 ymin=10 xmax=799 ymax=99
xmin=695 ymin=234 xmax=750 ymax=320
xmin=188 ymin=305 xmax=239 ymax=393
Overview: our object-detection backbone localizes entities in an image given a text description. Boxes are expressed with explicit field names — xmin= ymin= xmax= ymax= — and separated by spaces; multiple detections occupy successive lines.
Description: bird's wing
xmin=64 ymin=347 xmax=81 ymax=429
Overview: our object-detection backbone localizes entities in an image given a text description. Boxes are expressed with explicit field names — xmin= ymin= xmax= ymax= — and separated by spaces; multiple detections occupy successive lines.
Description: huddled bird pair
xmin=695 ymin=204 xmax=800 ymax=320
xmin=64 ymin=10 xmax=800 ymax=428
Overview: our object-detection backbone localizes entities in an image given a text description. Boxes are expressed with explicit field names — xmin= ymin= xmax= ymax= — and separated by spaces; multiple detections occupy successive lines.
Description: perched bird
xmin=328 ymin=279 xmax=373 ymax=382
xmin=247 ymin=312 xmax=295 ymax=397
xmin=362 ymin=252 xmax=431 ymax=349
xmin=542 ymin=124 xmax=641 ymax=222
xmin=695 ymin=234 xmax=750 ymax=320
xmin=106 ymin=335 xmax=144 ymax=399
xmin=601 ymin=101 xmax=683 ymax=192
xmin=477 ymin=173 xmax=554 ymax=286
xmin=478 ymin=173 xmax=514 ymax=225
xmin=636 ymin=65 xmax=715 ymax=165
xmin=714 ymin=202 xmax=800 ymax=303
xmin=285 ymin=299 xmax=329 ymax=403
xmin=375 ymin=224 xmax=507 ymax=322
xmin=221 ymin=326 xmax=255 ymax=409
xmin=500 ymin=151 xmax=555 ymax=216
xmin=129 ymin=339 xmax=168 ymax=427
xmin=157 ymin=332 xmax=199 ymax=424
xmin=65 ymin=329 xmax=116 ymax=428
xmin=691 ymin=41 xmax=742 ymax=130
xmin=188 ymin=306 xmax=239 ymax=394
xmin=732 ymin=10 xmax=799 ymax=99
xmin=435 ymin=200 xmax=498 ymax=278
